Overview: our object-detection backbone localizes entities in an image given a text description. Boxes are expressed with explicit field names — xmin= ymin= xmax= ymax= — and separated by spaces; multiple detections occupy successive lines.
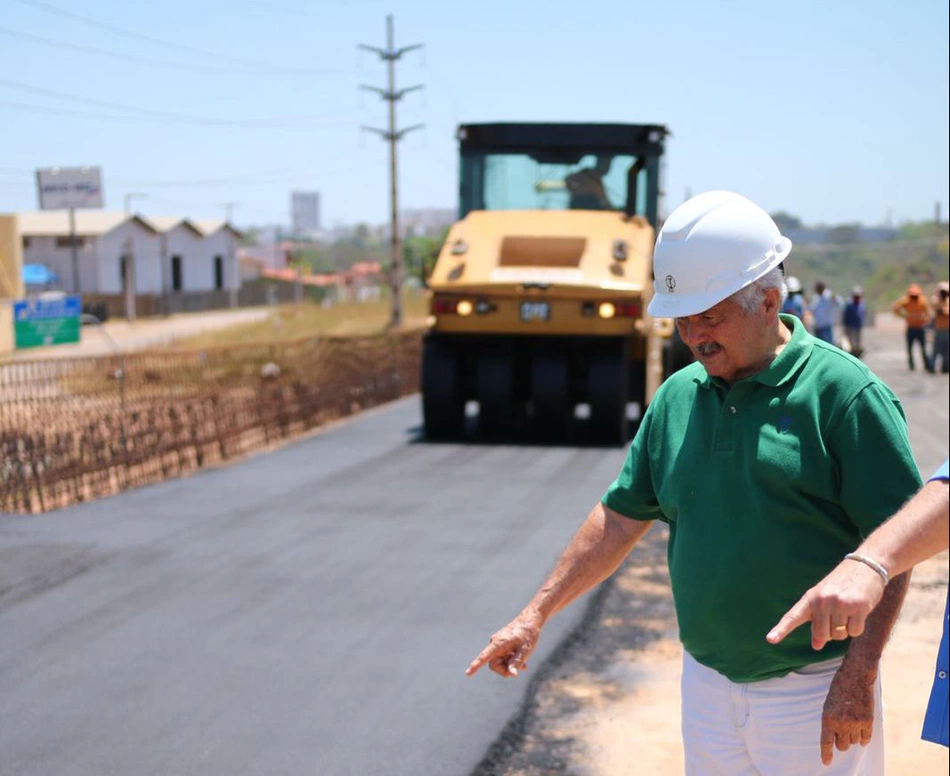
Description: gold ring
xmin=833 ymin=625 xmax=848 ymax=632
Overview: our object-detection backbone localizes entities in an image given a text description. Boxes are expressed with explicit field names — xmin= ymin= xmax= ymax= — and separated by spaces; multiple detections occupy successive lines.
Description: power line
xmin=11 ymin=0 xmax=338 ymax=75
xmin=0 ymin=161 xmax=386 ymax=191
xmin=0 ymin=25 xmax=346 ymax=76
xmin=0 ymin=79 xmax=362 ymax=128
xmin=113 ymin=160 xmax=383 ymax=189
xmin=0 ymin=97 xmax=359 ymax=130
xmin=115 ymin=170 xmax=300 ymax=188
xmin=0 ymin=100 xmax=364 ymax=134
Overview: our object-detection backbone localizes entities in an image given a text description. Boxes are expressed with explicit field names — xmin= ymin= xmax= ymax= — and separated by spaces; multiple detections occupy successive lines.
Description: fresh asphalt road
xmin=0 ymin=397 xmax=628 ymax=776
xmin=1 ymin=319 xmax=946 ymax=776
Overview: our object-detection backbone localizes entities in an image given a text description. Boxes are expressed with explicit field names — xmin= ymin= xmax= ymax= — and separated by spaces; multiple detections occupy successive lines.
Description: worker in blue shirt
xmin=782 ymin=276 xmax=806 ymax=320
xmin=770 ymin=458 xmax=950 ymax=748
xmin=809 ymin=280 xmax=843 ymax=344
xmin=842 ymin=286 xmax=868 ymax=357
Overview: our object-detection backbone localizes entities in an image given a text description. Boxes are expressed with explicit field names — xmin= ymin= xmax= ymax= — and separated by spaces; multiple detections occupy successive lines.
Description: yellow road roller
xmin=421 ymin=122 xmax=688 ymax=444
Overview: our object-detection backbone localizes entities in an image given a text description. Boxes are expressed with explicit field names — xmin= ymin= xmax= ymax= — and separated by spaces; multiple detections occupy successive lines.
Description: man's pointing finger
xmin=767 ymin=598 xmax=812 ymax=644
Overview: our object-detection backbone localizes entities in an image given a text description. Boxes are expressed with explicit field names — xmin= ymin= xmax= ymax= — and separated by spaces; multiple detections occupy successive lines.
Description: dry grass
xmin=169 ymin=291 xmax=429 ymax=349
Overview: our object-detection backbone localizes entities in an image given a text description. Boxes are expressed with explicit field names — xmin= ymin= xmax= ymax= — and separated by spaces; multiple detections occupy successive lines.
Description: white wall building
xmin=17 ymin=211 xmax=159 ymax=294
xmin=193 ymin=219 xmax=242 ymax=294
xmin=139 ymin=217 xmax=205 ymax=294
xmin=12 ymin=211 xmax=242 ymax=296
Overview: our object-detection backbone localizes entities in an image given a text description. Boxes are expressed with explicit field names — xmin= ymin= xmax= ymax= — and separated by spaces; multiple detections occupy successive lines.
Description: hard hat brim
xmin=648 ymin=291 xmax=734 ymax=319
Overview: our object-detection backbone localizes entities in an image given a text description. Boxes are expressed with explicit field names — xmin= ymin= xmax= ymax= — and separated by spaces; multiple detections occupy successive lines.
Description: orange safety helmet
xmin=907 ymin=283 xmax=922 ymax=296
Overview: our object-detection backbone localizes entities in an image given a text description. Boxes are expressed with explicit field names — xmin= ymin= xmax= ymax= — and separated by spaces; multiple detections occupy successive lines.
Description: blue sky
xmin=1 ymin=0 xmax=947 ymax=230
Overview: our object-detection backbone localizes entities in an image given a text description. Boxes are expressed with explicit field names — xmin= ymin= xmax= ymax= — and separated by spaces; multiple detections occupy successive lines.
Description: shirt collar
xmin=696 ymin=313 xmax=812 ymax=391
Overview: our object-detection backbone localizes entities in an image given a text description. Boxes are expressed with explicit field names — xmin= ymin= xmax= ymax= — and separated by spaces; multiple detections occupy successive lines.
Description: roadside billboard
xmin=36 ymin=166 xmax=104 ymax=210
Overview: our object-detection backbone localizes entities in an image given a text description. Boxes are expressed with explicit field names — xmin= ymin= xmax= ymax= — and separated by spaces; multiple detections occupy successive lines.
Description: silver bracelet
xmin=844 ymin=552 xmax=890 ymax=586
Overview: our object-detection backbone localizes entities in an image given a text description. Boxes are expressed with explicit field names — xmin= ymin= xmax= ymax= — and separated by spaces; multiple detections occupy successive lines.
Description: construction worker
xmin=809 ymin=280 xmax=843 ymax=345
xmin=782 ymin=275 xmax=806 ymax=320
xmin=891 ymin=284 xmax=933 ymax=371
xmin=930 ymin=281 xmax=949 ymax=374
xmin=842 ymin=286 xmax=868 ymax=357
xmin=467 ymin=191 xmax=920 ymax=775
xmin=565 ymin=155 xmax=614 ymax=210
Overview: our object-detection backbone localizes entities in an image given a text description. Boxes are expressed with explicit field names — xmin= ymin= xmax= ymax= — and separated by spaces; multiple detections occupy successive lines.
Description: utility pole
xmin=123 ymin=192 xmax=148 ymax=323
xmin=359 ymin=15 xmax=423 ymax=328
xmin=221 ymin=202 xmax=239 ymax=308
xmin=68 ymin=207 xmax=79 ymax=294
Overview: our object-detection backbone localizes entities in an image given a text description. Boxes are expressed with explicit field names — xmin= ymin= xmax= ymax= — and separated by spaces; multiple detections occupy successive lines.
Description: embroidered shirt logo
xmin=665 ymin=275 xmax=676 ymax=292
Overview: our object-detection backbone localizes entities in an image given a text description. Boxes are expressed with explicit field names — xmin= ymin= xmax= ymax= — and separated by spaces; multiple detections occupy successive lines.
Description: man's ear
xmin=763 ymin=287 xmax=782 ymax=318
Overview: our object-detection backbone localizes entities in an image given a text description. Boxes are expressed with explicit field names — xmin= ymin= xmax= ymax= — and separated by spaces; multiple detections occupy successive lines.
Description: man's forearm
xmin=840 ymin=571 xmax=911 ymax=679
xmin=524 ymin=502 xmax=651 ymax=625
xmin=859 ymin=478 xmax=949 ymax=579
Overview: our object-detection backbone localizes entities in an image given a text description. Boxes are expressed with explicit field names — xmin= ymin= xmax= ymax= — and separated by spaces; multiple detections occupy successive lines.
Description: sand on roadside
xmin=576 ymin=552 xmax=949 ymax=775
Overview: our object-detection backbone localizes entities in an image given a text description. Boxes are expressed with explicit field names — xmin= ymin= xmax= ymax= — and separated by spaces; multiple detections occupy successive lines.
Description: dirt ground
xmin=477 ymin=317 xmax=949 ymax=776
xmin=518 ymin=542 xmax=949 ymax=776
xmin=3 ymin=307 xmax=271 ymax=361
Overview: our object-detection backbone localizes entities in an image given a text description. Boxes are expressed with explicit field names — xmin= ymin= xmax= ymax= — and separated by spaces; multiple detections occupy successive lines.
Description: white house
xmin=17 ymin=211 xmax=160 ymax=294
xmin=192 ymin=219 xmax=242 ymax=294
xmin=11 ymin=211 xmax=242 ymax=296
xmin=139 ymin=216 xmax=206 ymax=294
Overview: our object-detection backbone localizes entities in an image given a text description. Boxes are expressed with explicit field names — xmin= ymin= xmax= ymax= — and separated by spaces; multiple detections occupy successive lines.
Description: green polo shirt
xmin=603 ymin=314 xmax=922 ymax=683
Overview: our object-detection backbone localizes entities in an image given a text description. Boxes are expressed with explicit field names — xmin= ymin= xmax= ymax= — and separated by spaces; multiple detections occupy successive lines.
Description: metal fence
xmin=79 ymin=279 xmax=327 ymax=320
xmin=1 ymin=331 xmax=422 ymax=514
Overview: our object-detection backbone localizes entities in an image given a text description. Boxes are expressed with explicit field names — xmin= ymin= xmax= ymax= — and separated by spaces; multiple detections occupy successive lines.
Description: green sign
xmin=13 ymin=295 xmax=82 ymax=349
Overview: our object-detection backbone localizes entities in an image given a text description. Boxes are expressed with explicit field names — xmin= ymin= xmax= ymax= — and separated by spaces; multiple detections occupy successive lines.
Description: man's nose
xmin=677 ymin=318 xmax=705 ymax=345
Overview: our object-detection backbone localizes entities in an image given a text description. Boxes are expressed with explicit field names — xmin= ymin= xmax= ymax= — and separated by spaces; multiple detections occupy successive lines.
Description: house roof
xmin=139 ymin=216 xmax=204 ymax=236
xmin=192 ymin=219 xmax=244 ymax=239
xmin=14 ymin=211 xmax=159 ymax=237
xmin=238 ymin=244 xmax=286 ymax=264
xmin=8 ymin=210 xmax=243 ymax=239
xmin=261 ymin=267 xmax=341 ymax=287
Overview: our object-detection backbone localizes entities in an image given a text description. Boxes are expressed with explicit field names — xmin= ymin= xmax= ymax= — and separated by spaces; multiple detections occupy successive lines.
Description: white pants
xmin=681 ymin=652 xmax=884 ymax=775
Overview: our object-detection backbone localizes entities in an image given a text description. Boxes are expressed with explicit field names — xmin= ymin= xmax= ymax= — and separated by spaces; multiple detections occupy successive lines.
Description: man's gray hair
xmin=731 ymin=267 xmax=787 ymax=313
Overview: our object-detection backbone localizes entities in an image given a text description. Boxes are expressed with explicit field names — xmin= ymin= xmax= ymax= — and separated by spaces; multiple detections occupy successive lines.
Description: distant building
xmin=6 ymin=211 xmax=242 ymax=296
xmin=399 ymin=207 xmax=456 ymax=237
xmin=257 ymin=260 xmax=382 ymax=302
xmin=238 ymin=243 xmax=289 ymax=270
xmin=291 ymin=191 xmax=321 ymax=234
xmin=253 ymin=224 xmax=284 ymax=245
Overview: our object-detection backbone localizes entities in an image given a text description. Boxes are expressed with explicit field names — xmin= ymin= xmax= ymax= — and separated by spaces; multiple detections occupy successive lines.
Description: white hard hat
xmin=648 ymin=191 xmax=792 ymax=318
xmin=786 ymin=276 xmax=802 ymax=294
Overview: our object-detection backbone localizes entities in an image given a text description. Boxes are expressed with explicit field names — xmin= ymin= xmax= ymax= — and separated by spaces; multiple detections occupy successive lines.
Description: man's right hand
xmin=766 ymin=561 xmax=885 ymax=649
xmin=466 ymin=612 xmax=543 ymax=678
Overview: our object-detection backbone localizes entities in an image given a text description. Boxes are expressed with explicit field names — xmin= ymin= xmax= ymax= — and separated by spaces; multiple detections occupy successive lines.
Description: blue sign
xmin=14 ymin=295 xmax=82 ymax=321
xmin=13 ymin=295 xmax=82 ymax=348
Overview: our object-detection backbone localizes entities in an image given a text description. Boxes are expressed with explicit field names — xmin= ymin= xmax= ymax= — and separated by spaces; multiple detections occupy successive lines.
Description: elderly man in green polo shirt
xmin=466 ymin=191 xmax=921 ymax=775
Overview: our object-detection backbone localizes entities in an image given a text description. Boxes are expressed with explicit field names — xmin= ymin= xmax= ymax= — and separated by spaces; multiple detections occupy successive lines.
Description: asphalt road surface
xmin=1 ymin=317 xmax=946 ymax=776
xmin=0 ymin=397 xmax=627 ymax=775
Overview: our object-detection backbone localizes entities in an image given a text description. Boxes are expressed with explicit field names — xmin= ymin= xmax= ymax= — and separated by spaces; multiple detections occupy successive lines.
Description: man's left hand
xmin=820 ymin=666 xmax=875 ymax=766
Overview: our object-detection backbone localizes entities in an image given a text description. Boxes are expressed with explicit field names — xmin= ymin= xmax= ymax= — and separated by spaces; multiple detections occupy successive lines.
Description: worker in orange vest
xmin=930 ymin=281 xmax=949 ymax=374
xmin=891 ymin=283 xmax=934 ymax=371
